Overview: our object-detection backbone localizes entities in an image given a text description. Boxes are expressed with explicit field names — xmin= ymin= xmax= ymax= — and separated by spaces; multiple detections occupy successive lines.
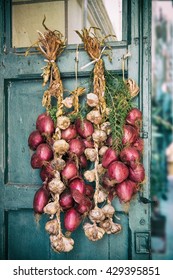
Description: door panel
xmin=0 ymin=0 xmax=151 ymax=260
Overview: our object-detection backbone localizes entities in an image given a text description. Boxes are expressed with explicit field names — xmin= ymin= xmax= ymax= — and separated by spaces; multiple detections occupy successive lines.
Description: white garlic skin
xmin=53 ymin=139 xmax=69 ymax=155
xmin=87 ymin=93 xmax=99 ymax=107
xmin=57 ymin=116 xmax=70 ymax=130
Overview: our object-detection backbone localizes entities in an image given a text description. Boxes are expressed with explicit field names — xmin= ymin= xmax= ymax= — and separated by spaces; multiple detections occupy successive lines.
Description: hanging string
xmin=121 ymin=52 xmax=131 ymax=81
xmin=75 ymin=44 xmax=79 ymax=88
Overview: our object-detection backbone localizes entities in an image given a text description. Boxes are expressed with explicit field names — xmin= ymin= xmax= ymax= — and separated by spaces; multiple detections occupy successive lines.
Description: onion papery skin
xmin=36 ymin=143 xmax=53 ymax=162
xmin=75 ymin=119 xmax=94 ymax=138
xmin=64 ymin=208 xmax=81 ymax=232
xmin=28 ymin=130 xmax=45 ymax=150
xmin=83 ymin=139 xmax=94 ymax=148
xmin=120 ymin=147 xmax=140 ymax=167
xmin=69 ymin=138 xmax=85 ymax=156
xmin=129 ymin=163 xmax=145 ymax=183
xmin=61 ymin=125 xmax=77 ymax=141
xmin=59 ymin=190 xmax=74 ymax=210
xmin=69 ymin=178 xmax=86 ymax=194
xmin=107 ymin=161 xmax=129 ymax=183
xmin=122 ymin=125 xmax=138 ymax=145
xmin=40 ymin=163 xmax=54 ymax=182
xmin=126 ymin=108 xmax=142 ymax=128
xmin=33 ymin=186 xmax=49 ymax=213
xmin=76 ymin=197 xmax=92 ymax=214
xmin=61 ymin=161 xmax=78 ymax=180
xmin=79 ymin=154 xmax=88 ymax=168
xmin=102 ymin=148 xmax=119 ymax=168
xmin=85 ymin=184 xmax=94 ymax=199
xmin=31 ymin=153 xmax=43 ymax=169
xmin=106 ymin=135 xmax=113 ymax=147
xmin=36 ymin=113 xmax=55 ymax=136
xmin=133 ymin=138 xmax=144 ymax=154
xmin=116 ymin=179 xmax=137 ymax=203
xmin=102 ymin=173 xmax=116 ymax=189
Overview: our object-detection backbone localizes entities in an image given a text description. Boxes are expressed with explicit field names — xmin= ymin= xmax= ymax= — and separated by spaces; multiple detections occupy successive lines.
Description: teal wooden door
xmin=0 ymin=0 xmax=151 ymax=260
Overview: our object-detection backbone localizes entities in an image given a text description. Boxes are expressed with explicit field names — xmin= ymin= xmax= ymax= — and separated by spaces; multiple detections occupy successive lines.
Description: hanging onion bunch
xmin=27 ymin=25 xmax=145 ymax=253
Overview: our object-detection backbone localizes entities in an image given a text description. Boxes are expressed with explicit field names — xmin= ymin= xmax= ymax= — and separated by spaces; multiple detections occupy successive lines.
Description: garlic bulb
xmin=92 ymin=129 xmax=107 ymax=143
xmin=84 ymin=169 xmax=95 ymax=182
xmin=83 ymin=223 xmax=105 ymax=241
xmin=100 ymin=122 xmax=111 ymax=135
xmin=100 ymin=219 xmax=122 ymax=234
xmin=48 ymin=178 xmax=65 ymax=194
xmin=53 ymin=127 xmax=61 ymax=140
xmin=50 ymin=234 xmax=74 ymax=253
xmin=97 ymin=189 xmax=107 ymax=203
xmin=86 ymin=110 xmax=102 ymax=125
xmin=99 ymin=146 xmax=108 ymax=156
xmin=51 ymin=158 xmax=66 ymax=171
xmin=102 ymin=204 xmax=115 ymax=218
xmin=62 ymin=96 xmax=74 ymax=108
xmin=89 ymin=207 xmax=105 ymax=223
xmin=53 ymin=139 xmax=69 ymax=155
xmin=45 ymin=219 xmax=59 ymax=235
xmin=43 ymin=201 xmax=59 ymax=215
xmin=84 ymin=148 xmax=97 ymax=162
xmin=57 ymin=116 xmax=70 ymax=130
xmin=87 ymin=93 xmax=99 ymax=107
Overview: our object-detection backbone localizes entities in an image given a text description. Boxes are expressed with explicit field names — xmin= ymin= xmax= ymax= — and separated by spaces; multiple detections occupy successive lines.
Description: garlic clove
xmin=51 ymin=158 xmax=66 ymax=171
xmin=97 ymin=189 xmax=108 ymax=203
xmin=45 ymin=219 xmax=59 ymax=235
xmin=99 ymin=146 xmax=109 ymax=156
xmin=83 ymin=223 xmax=105 ymax=241
xmin=100 ymin=122 xmax=111 ymax=135
xmin=62 ymin=236 xmax=74 ymax=252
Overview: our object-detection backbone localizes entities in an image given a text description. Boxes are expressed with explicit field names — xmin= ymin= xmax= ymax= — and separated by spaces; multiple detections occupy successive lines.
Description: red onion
xmin=107 ymin=161 xmax=129 ymax=183
xmin=126 ymin=108 xmax=142 ymax=128
xmin=69 ymin=138 xmax=85 ymax=156
xmin=76 ymin=197 xmax=92 ymax=214
xmin=129 ymin=163 xmax=145 ymax=183
xmin=33 ymin=185 xmax=49 ymax=213
xmin=61 ymin=125 xmax=77 ymax=141
xmin=106 ymin=135 xmax=113 ymax=146
xmin=28 ymin=130 xmax=45 ymax=150
xmin=69 ymin=178 xmax=85 ymax=194
xmin=102 ymin=148 xmax=119 ymax=168
xmin=83 ymin=139 xmax=94 ymax=148
xmin=122 ymin=125 xmax=138 ymax=145
xmin=61 ymin=161 xmax=78 ymax=180
xmin=64 ymin=208 xmax=81 ymax=232
xmin=85 ymin=184 xmax=94 ymax=199
xmin=120 ymin=147 xmax=140 ymax=167
xmin=40 ymin=162 xmax=54 ymax=181
xmin=116 ymin=179 xmax=137 ymax=202
xmin=36 ymin=143 xmax=53 ymax=162
xmin=59 ymin=190 xmax=74 ymax=210
xmin=31 ymin=153 xmax=43 ymax=169
xmin=133 ymin=137 xmax=144 ymax=154
xmin=75 ymin=119 xmax=94 ymax=138
xmin=79 ymin=154 xmax=88 ymax=168
xmin=36 ymin=113 xmax=54 ymax=136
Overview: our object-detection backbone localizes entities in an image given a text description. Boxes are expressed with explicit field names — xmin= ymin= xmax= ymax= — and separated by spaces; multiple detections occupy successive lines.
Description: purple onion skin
xmin=36 ymin=113 xmax=54 ymax=136
xmin=33 ymin=186 xmax=49 ymax=214
xmin=28 ymin=130 xmax=45 ymax=150
xmin=129 ymin=163 xmax=145 ymax=183
xmin=116 ymin=179 xmax=137 ymax=203
xmin=75 ymin=119 xmax=94 ymax=138
xmin=102 ymin=148 xmax=119 ymax=168
xmin=108 ymin=161 xmax=129 ymax=183
xmin=126 ymin=108 xmax=142 ymax=128
xmin=61 ymin=162 xmax=78 ymax=180
xmin=31 ymin=153 xmax=43 ymax=169
xmin=122 ymin=125 xmax=138 ymax=145
xmin=69 ymin=138 xmax=85 ymax=156
xmin=120 ymin=147 xmax=140 ymax=167
xmin=59 ymin=191 xmax=74 ymax=210
xmin=64 ymin=208 xmax=81 ymax=232
xmin=40 ymin=163 xmax=54 ymax=182
xmin=36 ymin=143 xmax=53 ymax=162
xmin=61 ymin=125 xmax=77 ymax=141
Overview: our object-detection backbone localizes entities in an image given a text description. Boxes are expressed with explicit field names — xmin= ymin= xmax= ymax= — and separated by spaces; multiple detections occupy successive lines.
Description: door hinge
xmin=135 ymin=232 xmax=151 ymax=254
